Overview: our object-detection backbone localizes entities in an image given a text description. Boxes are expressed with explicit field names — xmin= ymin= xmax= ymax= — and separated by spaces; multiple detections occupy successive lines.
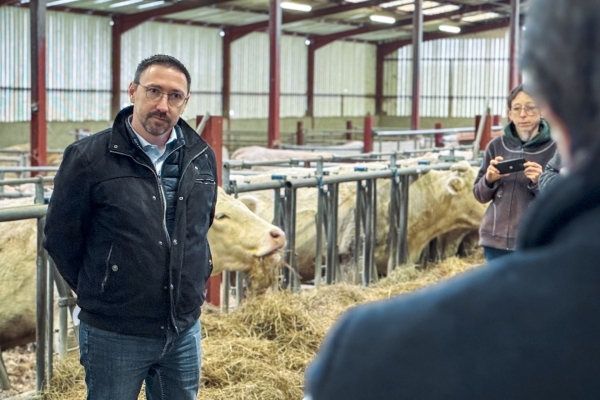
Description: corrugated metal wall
xmin=0 ymin=7 xmax=30 ymax=122
xmin=122 ymin=22 xmax=222 ymax=120
xmin=314 ymin=41 xmax=376 ymax=117
xmin=391 ymin=34 xmax=509 ymax=118
xmin=231 ymin=32 xmax=306 ymax=119
xmin=2 ymin=7 xmax=511 ymax=123
xmin=47 ymin=12 xmax=111 ymax=121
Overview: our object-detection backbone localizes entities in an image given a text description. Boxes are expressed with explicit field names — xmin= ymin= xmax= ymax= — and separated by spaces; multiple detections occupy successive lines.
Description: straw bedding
xmin=42 ymin=252 xmax=483 ymax=400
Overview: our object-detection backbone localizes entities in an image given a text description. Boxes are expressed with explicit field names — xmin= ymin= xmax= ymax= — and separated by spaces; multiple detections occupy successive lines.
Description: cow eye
xmin=215 ymin=213 xmax=228 ymax=220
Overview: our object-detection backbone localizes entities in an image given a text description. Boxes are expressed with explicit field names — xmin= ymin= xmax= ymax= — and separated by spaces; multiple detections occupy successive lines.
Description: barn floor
xmin=0 ymin=344 xmax=36 ymax=399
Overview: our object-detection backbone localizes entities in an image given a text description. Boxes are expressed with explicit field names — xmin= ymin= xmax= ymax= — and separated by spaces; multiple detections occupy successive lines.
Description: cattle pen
xmin=0 ymin=144 xmax=482 ymax=398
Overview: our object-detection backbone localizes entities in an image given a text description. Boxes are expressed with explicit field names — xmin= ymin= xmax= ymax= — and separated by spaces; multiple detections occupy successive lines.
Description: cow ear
xmin=446 ymin=176 xmax=465 ymax=195
xmin=238 ymin=195 xmax=259 ymax=213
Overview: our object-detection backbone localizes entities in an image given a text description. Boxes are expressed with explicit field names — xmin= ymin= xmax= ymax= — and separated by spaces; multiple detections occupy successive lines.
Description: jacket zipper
xmin=101 ymin=244 xmax=114 ymax=293
xmin=111 ymin=141 xmax=210 ymax=335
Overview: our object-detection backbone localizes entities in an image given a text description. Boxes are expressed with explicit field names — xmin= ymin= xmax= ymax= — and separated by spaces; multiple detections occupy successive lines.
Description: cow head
xmin=208 ymin=187 xmax=286 ymax=293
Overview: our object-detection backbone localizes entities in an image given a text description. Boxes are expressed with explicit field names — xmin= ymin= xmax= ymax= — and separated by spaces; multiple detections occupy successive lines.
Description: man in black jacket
xmin=304 ymin=1 xmax=600 ymax=399
xmin=44 ymin=54 xmax=217 ymax=400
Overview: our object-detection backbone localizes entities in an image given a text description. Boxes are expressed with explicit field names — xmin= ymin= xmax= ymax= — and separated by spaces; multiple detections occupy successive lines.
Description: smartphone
xmin=495 ymin=158 xmax=526 ymax=174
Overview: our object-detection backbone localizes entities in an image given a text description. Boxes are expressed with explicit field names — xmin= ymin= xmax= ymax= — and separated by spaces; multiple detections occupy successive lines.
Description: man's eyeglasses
xmin=510 ymin=105 xmax=538 ymax=116
xmin=137 ymin=84 xmax=189 ymax=108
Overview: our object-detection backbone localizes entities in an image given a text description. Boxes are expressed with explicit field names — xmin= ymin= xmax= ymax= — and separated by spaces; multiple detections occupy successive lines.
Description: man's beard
xmin=141 ymin=111 xmax=173 ymax=136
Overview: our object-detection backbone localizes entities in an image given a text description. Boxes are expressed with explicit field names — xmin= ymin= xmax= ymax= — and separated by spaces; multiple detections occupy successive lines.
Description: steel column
xmin=411 ymin=0 xmax=423 ymax=131
xmin=222 ymin=34 xmax=232 ymax=129
xmin=30 ymin=0 xmax=47 ymax=172
xmin=509 ymin=0 xmax=521 ymax=91
xmin=111 ymin=20 xmax=123 ymax=119
xmin=268 ymin=0 xmax=281 ymax=148
xmin=307 ymin=44 xmax=315 ymax=128
xmin=375 ymin=45 xmax=384 ymax=116
xmin=363 ymin=115 xmax=373 ymax=153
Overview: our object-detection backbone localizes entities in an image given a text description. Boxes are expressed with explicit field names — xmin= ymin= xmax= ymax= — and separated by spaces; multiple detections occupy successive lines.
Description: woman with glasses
xmin=473 ymin=84 xmax=557 ymax=261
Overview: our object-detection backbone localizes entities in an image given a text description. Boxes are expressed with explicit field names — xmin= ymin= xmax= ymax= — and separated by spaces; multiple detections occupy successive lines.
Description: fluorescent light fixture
xmin=423 ymin=4 xmax=460 ymax=15
xmin=397 ymin=1 xmax=439 ymax=12
xmin=20 ymin=0 xmax=30 ymax=3
xmin=109 ymin=0 xmax=144 ymax=8
xmin=461 ymin=12 xmax=501 ymax=22
xmin=46 ymin=0 xmax=79 ymax=6
xmin=369 ymin=15 xmax=396 ymax=24
xmin=137 ymin=0 xmax=164 ymax=9
xmin=380 ymin=0 xmax=411 ymax=8
xmin=305 ymin=39 xmax=311 ymax=45
xmin=438 ymin=24 xmax=461 ymax=34
xmin=281 ymin=2 xmax=312 ymax=12
xmin=219 ymin=30 xmax=225 ymax=37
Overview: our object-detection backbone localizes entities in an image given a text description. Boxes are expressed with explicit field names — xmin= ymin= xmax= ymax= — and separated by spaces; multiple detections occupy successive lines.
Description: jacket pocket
xmin=101 ymin=244 xmax=115 ymax=293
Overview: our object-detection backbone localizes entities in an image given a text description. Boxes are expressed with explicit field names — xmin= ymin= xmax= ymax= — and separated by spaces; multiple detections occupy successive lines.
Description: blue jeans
xmin=483 ymin=246 xmax=513 ymax=261
xmin=79 ymin=320 xmax=201 ymax=400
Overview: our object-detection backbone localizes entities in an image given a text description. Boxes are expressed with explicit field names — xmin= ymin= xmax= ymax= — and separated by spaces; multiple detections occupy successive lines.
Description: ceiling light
xmin=380 ymin=0 xmax=411 ymax=8
xmin=369 ymin=15 xmax=396 ymax=24
xmin=137 ymin=0 xmax=164 ymax=9
xmin=281 ymin=2 xmax=312 ymax=12
xmin=220 ymin=30 xmax=225 ymax=37
xmin=305 ymin=39 xmax=311 ymax=45
xmin=461 ymin=12 xmax=501 ymax=22
xmin=109 ymin=0 xmax=143 ymax=8
xmin=46 ymin=0 xmax=79 ymax=6
xmin=438 ymin=24 xmax=461 ymax=34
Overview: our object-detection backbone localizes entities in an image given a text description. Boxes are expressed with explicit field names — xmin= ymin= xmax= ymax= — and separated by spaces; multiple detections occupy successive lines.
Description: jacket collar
xmin=504 ymin=118 xmax=552 ymax=148
xmin=109 ymin=106 xmax=209 ymax=161
xmin=518 ymin=152 xmax=600 ymax=250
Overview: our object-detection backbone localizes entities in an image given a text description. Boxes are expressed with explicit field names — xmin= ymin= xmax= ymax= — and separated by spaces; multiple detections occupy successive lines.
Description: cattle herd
xmin=0 ymin=145 xmax=486 ymax=352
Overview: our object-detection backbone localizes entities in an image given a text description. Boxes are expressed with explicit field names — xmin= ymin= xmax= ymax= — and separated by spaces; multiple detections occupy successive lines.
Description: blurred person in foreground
xmin=304 ymin=0 xmax=600 ymax=398
xmin=473 ymin=84 xmax=556 ymax=261
xmin=44 ymin=54 xmax=217 ymax=400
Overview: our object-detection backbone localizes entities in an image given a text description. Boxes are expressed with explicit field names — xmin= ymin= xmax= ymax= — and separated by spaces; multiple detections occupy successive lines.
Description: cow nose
xmin=270 ymin=228 xmax=286 ymax=244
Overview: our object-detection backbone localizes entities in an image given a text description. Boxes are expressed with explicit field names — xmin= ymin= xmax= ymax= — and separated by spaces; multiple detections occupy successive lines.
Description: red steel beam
xmin=379 ymin=18 xmax=512 ymax=57
xmin=30 ymin=0 xmax=47 ymax=172
xmin=508 ymin=0 xmax=520 ymax=90
xmin=268 ymin=0 xmax=281 ymax=148
xmin=113 ymin=0 xmax=230 ymax=33
xmin=110 ymin=20 xmax=123 ymax=119
xmin=311 ymin=2 xmax=506 ymax=50
xmin=0 ymin=0 xmax=18 ymax=6
xmin=375 ymin=46 xmax=384 ymax=116
xmin=307 ymin=44 xmax=315 ymax=121
xmin=411 ymin=0 xmax=423 ymax=131
xmin=222 ymin=34 xmax=231 ymax=127
xmin=228 ymin=0 xmax=398 ymax=42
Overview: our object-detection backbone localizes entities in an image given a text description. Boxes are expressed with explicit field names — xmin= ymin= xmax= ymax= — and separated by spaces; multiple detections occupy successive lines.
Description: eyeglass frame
xmin=135 ymin=83 xmax=190 ymax=108
xmin=509 ymin=105 xmax=539 ymax=116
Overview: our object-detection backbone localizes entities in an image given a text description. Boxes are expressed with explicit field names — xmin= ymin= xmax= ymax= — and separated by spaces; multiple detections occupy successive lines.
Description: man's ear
xmin=128 ymin=82 xmax=136 ymax=102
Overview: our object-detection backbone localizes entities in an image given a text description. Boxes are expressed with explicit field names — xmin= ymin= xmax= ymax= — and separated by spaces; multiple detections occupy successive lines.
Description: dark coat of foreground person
xmin=304 ymin=0 xmax=600 ymax=394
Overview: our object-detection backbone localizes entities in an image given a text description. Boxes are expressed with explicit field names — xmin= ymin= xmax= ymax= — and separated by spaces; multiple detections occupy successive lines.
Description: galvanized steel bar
xmin=325 ymin=183 xmax=339 ymax=285
xmin=282 ymin=184 xmax=298 ymax=290
xmin=36 ymin=215 xmax=48 ymax=391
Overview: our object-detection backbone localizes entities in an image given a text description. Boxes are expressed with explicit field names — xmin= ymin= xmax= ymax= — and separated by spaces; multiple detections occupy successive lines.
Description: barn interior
xmin=0 ymin=0 xmax=530 ymax=398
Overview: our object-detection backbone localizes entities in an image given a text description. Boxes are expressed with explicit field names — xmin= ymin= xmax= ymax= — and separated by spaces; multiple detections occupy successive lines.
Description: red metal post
xmin=307 ymin=44 xmax=315 ymax=129
xmin=363 ymin=114 xmax=373 ymax=153
xmin=375 ymin=45 xmax=384 ymax=116
xmin=111 ymin=20 xmax=122 ymax=119
xmin=268 ymin=0 xmax=281 ymax=148
xmin=296 ymin=121 xmax=304 ymax=145
xmin=493 ymin=114 xmax=501 ymax=126
xmin=345 ymin=120 xmax=353 ymax=141
xmin=30 ymin=0 xmax=47 ymax=172
xmin=197 ymin=115 xmax=223 ymax=307
xmin=434 ymin=122 xmax=444 ymax=148
xmin=476 ymin=114 xmax=493 ymax=151
xmin=509 ymin=0 xmax=521 ymax=91
xmin=222 ymin=33 xmax=232 ymax=130
xmin=411 ymin=0 xmax=423 ymax=131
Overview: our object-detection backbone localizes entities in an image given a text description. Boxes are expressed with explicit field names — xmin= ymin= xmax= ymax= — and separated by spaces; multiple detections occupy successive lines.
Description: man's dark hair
xmin=133 ymin=54 xmax=191 ymax=93
xmin=521 ymin=0 xmax=600 ymax=156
